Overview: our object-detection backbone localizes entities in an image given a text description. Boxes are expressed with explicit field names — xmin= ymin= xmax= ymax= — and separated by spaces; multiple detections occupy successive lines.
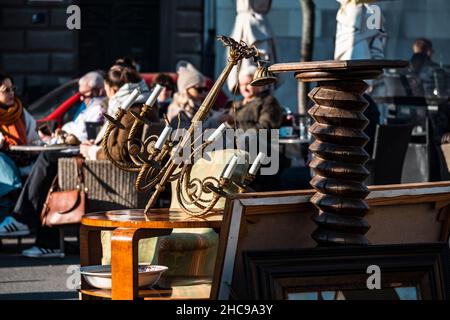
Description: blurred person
xmin=226 ymin=65 xmax=283 ymax=131
xmin=0 ymin=73 xmax=40 ymax=216
xmin=0 ymin=73 xmax=39 ymax=148
xmin=226 ymin=66 xmax=287 ymax=191
xmin=40 ymin=72 xmax=106 ymax=145
xmin=409 ymin=38 xmax=442 ymax=96
xmin=409 ymin=39 xmax=450 ymax=180
xmin=0 ymin=61 xmax=155 ymax=258
xmin=333 ymin=1 xmax=383 ymax=157
xmin=151 ymin=73 xmax=176 ymax=118
xmin=167 ymin=61 xmax=223 ymax=130
xmin=81 ymin=61 xmax=157 ymax=160
xmin=61 ymin=71 xmax=106 ymax=142
xmin=412 ymin=38 xmax=435 ymax=58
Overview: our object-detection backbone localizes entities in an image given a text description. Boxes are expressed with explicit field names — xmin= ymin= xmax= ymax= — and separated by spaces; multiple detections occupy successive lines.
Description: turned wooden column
xmin=269 ymin=60 xmax=407 ymax=246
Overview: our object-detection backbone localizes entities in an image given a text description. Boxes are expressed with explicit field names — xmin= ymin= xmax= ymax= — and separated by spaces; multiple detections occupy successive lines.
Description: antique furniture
xmin=243 ymin=243 xmax=450 ymax=300
xmin=79 ymin=181 xmax=450 ymax=300
xmin=213 ymin=182 xmax=450 ymax=299
xmin=79 ymin=209 xmax=222 ymax=300
xmin=102 ymin=36 xmax=263 ymax=217
xmin=79 ymin=35 xmax=273 ymax=300
xmin=82 ymin=149 xmax=250 ymax=300
xmin=268 ymin=60 xmax=408 ymax=246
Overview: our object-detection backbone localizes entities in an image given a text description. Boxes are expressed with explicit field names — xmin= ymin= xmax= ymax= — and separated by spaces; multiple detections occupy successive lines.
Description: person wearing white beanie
xmin=167 ymin=61 xmax=208 ymax=123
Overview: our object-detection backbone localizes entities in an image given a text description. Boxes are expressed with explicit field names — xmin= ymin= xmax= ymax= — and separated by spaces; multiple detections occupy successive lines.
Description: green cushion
xmin=155 ymin=229 xmax=218 ymax=277
xmin=101 ymin=228 xmax=218 ymax=277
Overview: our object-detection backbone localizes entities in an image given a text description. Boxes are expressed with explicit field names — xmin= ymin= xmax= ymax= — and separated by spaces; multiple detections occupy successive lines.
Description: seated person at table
xmin=167 ymin=61 xmax=208 ymax=129
xmin=167 ymin=61 xmax=224 ymax=130
xmin=0 ymin=73 xmax=40 ymax=218
xmin=60 ymin=71 xmax=106 ymax=142
xmin=0 ymin=61 xmax=153 ymax=258
xmin=226 ymin=66 xmax=283 ymax=131
xmin=225 ymin=66 xmax=286 ymax=191
xmin=40 ymin=71 xmax=106 ymax=145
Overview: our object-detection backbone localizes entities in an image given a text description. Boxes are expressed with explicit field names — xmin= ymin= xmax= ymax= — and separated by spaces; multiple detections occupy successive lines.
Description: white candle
xmin=121 ymin=89 xmax=140 ymax=110
xmin=223 ymin=155 xmax=239 ymax=179
xmin=207 ymin=123 xmax=227 ymax=142
xmin=155 ymin=126 xmax=172 ymax=150
xmin=145 ymin=84 xmax=164 ymax=106
xmin=249 ymin=152 xmax=265 ymax=175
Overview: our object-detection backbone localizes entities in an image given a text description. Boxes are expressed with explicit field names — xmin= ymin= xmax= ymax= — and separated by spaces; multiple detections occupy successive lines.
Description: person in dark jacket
xmin=227 ymin=66 xmax=283 ymax=131
xmin=225 ymin=66 xmax=286 ymax=191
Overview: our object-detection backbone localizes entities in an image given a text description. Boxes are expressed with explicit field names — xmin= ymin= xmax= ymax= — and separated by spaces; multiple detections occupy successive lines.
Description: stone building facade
xmin=2 ymin=0 xmax=450 ymax=108
xmin=0 ymin=0 xmax=206 ymax=104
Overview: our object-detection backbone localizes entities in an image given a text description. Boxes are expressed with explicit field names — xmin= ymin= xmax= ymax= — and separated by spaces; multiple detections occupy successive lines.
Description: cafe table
xmin=279 ymin=136 xmax=312 ymax=167
xmin=79 ymin=208 xmax=223 ymax=300
xmin=279 ymin=136 xmax=311 ymax=145
xmin=9 ymin=144 xmax=80 ymax=153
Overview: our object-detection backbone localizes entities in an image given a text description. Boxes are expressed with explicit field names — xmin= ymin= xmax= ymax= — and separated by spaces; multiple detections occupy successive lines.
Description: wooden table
xmin=79 ymin=208 xmax=222 ymax=300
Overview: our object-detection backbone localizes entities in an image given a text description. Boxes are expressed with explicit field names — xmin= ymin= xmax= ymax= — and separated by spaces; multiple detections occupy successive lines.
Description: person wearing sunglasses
xmin=0 ymin=73 xmax=39 ymax=150
xmin=167 ymin=61 xmax=210 ymax=128
xmin=0 ymin=73 xmax=40 ymax=221
xmin=56 ymin=71 xmax=106 ymax=143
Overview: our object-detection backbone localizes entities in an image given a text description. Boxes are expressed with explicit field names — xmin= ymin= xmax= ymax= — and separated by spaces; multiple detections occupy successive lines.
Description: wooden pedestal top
xmin=268 ymin=59 xmax=409 ymax=73
xmin=81 ymin=208 xmax=223 ymax=229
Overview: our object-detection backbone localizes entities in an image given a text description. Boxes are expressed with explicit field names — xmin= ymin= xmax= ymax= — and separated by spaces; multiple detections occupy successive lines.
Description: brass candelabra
xmin=102 ymin=35 xmax=270 ymax=217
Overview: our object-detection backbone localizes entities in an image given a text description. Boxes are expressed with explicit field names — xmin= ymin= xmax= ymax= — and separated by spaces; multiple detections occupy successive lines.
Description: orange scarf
xmin=0 ymin=97 xmax=28 ymax=146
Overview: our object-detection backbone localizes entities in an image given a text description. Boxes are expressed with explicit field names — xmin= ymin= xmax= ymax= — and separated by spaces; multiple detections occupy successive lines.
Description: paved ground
xmin=0 ymin=237 xmax=80 ymax=300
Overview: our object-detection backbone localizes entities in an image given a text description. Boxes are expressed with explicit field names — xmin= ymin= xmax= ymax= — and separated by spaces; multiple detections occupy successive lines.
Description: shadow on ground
xmin=0 ymin=291 xmax=78 ymax=300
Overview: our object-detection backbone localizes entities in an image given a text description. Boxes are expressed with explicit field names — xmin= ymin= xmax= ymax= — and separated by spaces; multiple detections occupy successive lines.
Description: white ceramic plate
xmin=80 ymin=264 xmax=168 ymax=290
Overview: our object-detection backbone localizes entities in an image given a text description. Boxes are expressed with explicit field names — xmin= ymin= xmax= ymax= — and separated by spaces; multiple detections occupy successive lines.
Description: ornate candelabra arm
xmin=134 ymin=142 xmax=171 ymax=192
xmin=139 ymin=36 xmax=261 ymax=215
xmin=127 ymin=85 xmax=164 ymax=166
xmin=205 ymin=179 xmax=235 ymax=199
xmin=144 ymin=65 xmax=237 ymax=212
xmin=176 ymin=174 xmax=230 ymax=217
xmin=102 ymin=108 xmax=141 ymax=172
xmin=231 ymin=174 xmax=257 ymax=193
xmin=127 ymin=104 xmax=154 ymax=166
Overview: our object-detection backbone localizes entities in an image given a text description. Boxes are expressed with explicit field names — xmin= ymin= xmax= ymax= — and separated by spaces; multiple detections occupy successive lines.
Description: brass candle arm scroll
xmin=102 ymin=35 xmax=264 ymax=217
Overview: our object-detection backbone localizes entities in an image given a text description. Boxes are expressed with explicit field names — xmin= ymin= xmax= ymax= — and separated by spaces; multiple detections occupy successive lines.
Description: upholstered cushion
xmin=154 ymin=228 xmax=219 ymax=277
xmin=101 ymin=228 xmax=218 ymax=277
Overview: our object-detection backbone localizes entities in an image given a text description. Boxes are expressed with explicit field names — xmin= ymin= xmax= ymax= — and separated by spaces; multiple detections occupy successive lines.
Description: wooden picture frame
xmin=242 ymin=243 xmax=450 ymax=300
xmin=212 ymin=182 xmax=450 ymax=299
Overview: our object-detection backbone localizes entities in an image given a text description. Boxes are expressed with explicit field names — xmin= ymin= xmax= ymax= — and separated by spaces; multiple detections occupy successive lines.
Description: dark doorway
xmin=78 ymin=0 xmax=160 ymax=74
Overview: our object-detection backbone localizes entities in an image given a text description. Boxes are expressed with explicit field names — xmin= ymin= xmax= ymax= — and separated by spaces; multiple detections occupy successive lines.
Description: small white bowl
xmin=80 ymin=264 xmax=168 ymax=290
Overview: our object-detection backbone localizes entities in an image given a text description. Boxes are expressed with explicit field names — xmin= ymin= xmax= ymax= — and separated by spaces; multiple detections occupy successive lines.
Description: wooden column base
xmin=307 ymin=79 xmax=371 ymax=246
xmin=269 ymin=60 xmax=408 ymax=246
